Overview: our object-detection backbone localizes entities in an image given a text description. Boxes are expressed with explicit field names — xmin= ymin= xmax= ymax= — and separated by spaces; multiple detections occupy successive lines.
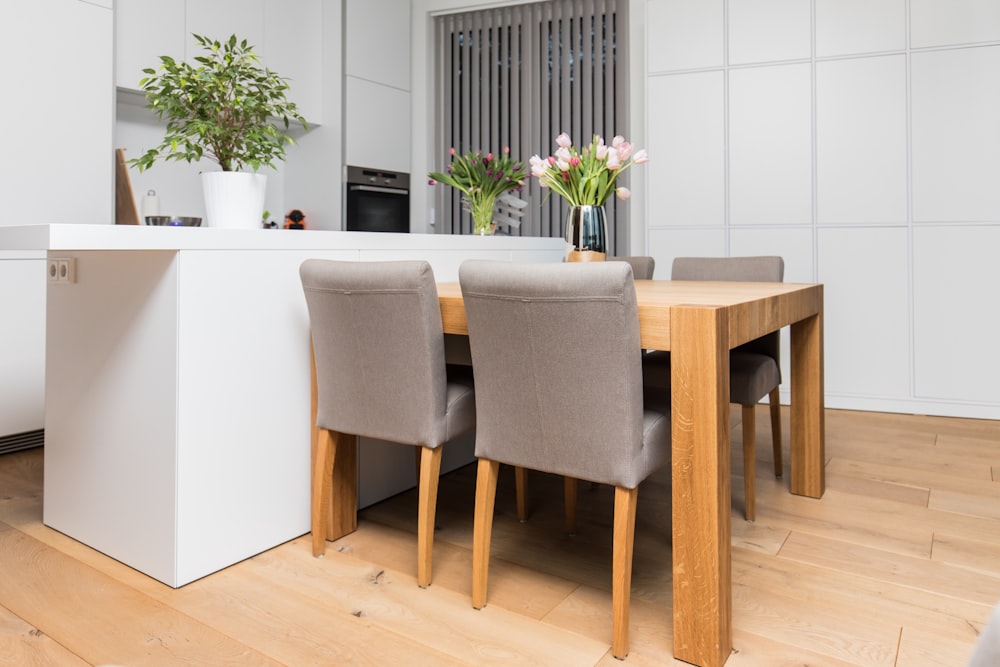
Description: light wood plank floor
xmin=1 ymin=407 xmax=999 ymax=666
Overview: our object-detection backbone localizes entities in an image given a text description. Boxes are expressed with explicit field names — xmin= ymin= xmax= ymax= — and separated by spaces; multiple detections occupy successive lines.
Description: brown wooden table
xmin=313 ymin=279 xmax=825 ymax=667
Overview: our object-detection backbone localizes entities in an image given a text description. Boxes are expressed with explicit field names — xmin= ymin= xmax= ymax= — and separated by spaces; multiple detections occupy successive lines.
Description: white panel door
xmin=911 ymin=0 xmax=1000 ymax=48
xmin=344 ymin=0 xmax=411 ymax=90
xmin=345 ymin=77 xmax=412 ymax=173
xmin=647 ymin=72 xmax=725 ymax=227
xmin=729 ymin=64 xmax=812 ymax=226
xmin=913 ymin=226 xmax=1000 ymax=406
xmin=818 ymin=227 xmax=911 ymax=400
xmin=0 ymin=258 xmax=46 ymax=436
xmin=115 ymin=0 xmax=186 ymax=90
xmin=647 ymin=0 xmax=724 ymax=72
xmin=815 ymin=0 xmax=905 ymax=58
xmin=648 ymin=228 xmax=726 ymax=272
xmin=263 ymin=0 xmax=323 ymax=123
xmin=728 ymin=0 xmax=810 ymax=65
xmin=185 ymin=0 xmax=265 ymax=59
xmin=816 ymin=55 xmax=908 ymax=225
xmin=911 ymin=46 xmax=1000 ymax=223
xmin=3 ymin=0 xmax=113 ymax=226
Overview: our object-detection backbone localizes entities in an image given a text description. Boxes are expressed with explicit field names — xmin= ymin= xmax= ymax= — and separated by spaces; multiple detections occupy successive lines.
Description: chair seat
xmin=729 ymin=352 xmax=780 ymax=407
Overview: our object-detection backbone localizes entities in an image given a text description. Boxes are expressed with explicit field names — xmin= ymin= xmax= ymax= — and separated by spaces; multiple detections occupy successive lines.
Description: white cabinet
xmin=115 ymin=0 xmax=322 ymax=122
xmin=2 ymin=0 xmax=113 ymax=226
xmin=114 ymin=0 xmax=185 ymax=90
xmin=345 ymin=0 xmax=411 ymax=90
xmin=185 ymin=0 xmax=264 ymax=61
xmin=0 ymin=255 xmax=46 ymax=438
xmin=344 ymin=0 xmax=411 ymax=171
xmin=263 ymin=0 xmax=323 ymax=123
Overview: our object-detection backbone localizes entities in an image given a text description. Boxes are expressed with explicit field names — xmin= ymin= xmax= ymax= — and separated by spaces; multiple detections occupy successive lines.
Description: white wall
xmin=644 ymin=0 xmax=1000 ymax=419
xmin=411 ymin=0 xmax=999 ymax=419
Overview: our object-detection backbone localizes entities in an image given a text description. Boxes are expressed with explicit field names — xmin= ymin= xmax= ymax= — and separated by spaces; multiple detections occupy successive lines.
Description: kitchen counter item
xmin=145 ymin=216 xmax=202 ymax=226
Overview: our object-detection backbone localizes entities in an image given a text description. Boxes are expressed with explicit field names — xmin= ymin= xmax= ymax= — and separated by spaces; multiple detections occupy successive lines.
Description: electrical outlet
xmin=47 ymin=258 xmax=76 ymax=284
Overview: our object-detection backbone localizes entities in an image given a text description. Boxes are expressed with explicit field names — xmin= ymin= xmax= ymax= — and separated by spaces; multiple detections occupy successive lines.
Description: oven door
xmin=345 ymin=184 xmax=410 ymax=233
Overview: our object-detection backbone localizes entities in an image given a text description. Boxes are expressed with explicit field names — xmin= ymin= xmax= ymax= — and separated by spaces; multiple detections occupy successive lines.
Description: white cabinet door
xmin=185 ymin=0 xmax=265 ymax=59
xmin=115 ymin=0 xmax=185 ymax=90
xmin=345 ymin=0 xmax=410 ymax=90
xmin=0 ymin=257 xmax=46 ymax=437
xmin=2 ymin=0 xmax=113 ymax=225
xmin=263 ymin=0 xmax=323 ymax=123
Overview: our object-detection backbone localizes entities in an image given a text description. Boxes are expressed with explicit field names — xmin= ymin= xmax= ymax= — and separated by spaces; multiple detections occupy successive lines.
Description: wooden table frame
xmin=312 ymin=279 xmax=825 ymax=667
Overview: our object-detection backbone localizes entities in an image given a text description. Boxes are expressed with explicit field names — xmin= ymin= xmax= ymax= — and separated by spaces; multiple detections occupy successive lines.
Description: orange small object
xmin=284 ymin=209 xmax=306 ymax=230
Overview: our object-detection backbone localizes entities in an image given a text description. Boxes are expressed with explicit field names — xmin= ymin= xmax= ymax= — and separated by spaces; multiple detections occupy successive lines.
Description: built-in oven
xmin=345 ymin=166 xmax=410 ymax=233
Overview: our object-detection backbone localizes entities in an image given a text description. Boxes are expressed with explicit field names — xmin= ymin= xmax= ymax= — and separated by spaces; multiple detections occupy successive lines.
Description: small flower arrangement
xmin=529 ymin=133 xmax=648 ymax=207
xmin=429 ymin=147 xmax=527 ymax=234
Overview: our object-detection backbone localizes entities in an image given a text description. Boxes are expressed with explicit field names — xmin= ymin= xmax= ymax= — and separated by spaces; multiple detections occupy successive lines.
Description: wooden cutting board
xmin=115 ymin=148 xmax=140 ymax=225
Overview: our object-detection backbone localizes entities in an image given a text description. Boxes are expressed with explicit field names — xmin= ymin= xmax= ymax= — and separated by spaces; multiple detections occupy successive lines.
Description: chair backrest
xmin=300 ymin=259 xmax=451 ymax=446
xmin=608 ymin=255 xmax=656 ymax=280
xmin=460 ymin=260 xmax=652 ymax=488
xmin=671 ymin=256 xmax=784 ymax=360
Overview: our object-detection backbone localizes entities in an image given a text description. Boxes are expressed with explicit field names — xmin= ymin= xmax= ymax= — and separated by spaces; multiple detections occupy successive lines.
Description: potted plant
xmin=130 ymin=34 xmax=307 ymax=229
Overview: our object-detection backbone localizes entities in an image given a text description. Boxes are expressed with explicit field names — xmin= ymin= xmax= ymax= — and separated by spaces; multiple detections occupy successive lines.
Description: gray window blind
xmin=432 ymin=0 xmax=629 ymax=251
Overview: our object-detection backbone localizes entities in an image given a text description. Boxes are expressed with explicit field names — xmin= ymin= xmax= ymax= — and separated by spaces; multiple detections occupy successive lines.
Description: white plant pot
xmin=201 ymin=171 xmax=267 ymax=229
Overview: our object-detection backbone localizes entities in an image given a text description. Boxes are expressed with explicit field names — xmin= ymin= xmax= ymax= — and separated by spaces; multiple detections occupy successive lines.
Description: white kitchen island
xmin=1 ymin=224 xmax=567 ymax=587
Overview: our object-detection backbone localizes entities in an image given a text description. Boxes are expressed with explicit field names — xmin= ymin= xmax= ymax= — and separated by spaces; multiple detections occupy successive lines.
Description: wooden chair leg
xmin=742 ymin=404 xmax=756 ymax=522
xmin=312 ymin=428 xmax=335 ymax=557
xmin=564 ymin=476 xmax=578 ymax=535
xmin=514 ymin=466 xmax=528 ymax=522
xmin=473 ymin=459 xmax=500 ymax=609
xmin=612 ymin=485 xmax=638 ymax=659
xmin=417 ymin=445 xmax=443 ymax=588
xmin=769 ymin=387 xmax=783 ymax=478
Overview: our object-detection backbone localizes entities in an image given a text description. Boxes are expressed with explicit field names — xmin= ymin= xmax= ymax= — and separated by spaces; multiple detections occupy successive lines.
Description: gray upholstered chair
xmin=644 ymin=256 xmax=784 ymax=522
xmin=299 ymin=259 xmax=476 ymax=588
xmin=460 ymin=259 xmax=671 ymax=659
xmin=608 ymin=255 xmax=656 ymax=280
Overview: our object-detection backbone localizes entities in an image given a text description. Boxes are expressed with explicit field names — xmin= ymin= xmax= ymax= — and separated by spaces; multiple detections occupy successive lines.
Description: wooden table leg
xmin=670 ymin=305 xmax=733 ymax=667
xmin=790 ymin=299 xmax=825 ymax=499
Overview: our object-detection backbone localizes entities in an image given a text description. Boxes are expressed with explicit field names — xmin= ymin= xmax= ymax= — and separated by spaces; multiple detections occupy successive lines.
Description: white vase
xmin=201 ymin=171 xmax=267 ymax=229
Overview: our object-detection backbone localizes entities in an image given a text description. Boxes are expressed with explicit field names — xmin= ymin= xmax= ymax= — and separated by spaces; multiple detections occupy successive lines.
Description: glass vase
xmin=470 ymin=194 xmax=497 ymax=236
xmin=565 ymin=205 xmax=607 ymax=262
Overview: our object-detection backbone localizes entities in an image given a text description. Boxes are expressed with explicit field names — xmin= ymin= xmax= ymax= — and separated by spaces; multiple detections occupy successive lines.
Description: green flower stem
xmin=469 ymin=194 xmax=496 ymax=234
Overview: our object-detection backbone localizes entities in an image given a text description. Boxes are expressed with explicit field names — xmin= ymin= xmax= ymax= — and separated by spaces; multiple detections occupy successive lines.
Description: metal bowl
xmin=145 ymin=216 xmax=202 ymax=227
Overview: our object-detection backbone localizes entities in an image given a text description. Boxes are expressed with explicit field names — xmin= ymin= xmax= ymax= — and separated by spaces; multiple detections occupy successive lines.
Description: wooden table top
xmin=437 ymin=279 xmax=823 ymax=351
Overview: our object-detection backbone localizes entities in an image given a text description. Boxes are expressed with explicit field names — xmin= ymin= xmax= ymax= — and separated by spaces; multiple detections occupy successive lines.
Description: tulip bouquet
xmin=529 ymin=133 xmax=648 ymax=207
xmin=429 ymin=147 xmax=527 ymax=234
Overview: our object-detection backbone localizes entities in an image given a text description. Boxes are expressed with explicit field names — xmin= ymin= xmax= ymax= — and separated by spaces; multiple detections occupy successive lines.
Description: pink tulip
xmin=611 ymin=135 xmax=625 ymax=149
xmin=449 ymin=147 xmax=456 ymax=155
xmin=569 ymin=156 xmax=581 ymax=167
xmin=615 ymin=186 xmax=631 ymax=200
xmin=556 ymin=133 xmax=572 ymax=148
xmin=428 ymin=179 xmax=437 ymax=185
xmin=529 ymin=155 xmax=549 ymax=177
xmin=618 ymin=142 xmax=633 ymax=161
xmin=596 ymin=143 xmax=608 ymax=160
xmin=485 ymin=153 xmax=493 ymax=162
xmin=555 ymin=146 xmax=572 ymax=162
xmin=606 ymin=148 xmax=621 ymax=170
xmin=632 ymin=149 xmax=649 ymax=164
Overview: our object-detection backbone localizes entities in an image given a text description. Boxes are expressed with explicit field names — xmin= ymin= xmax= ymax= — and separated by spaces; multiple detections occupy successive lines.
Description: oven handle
xmin=348 ymin=184 xmax=409 ymax=196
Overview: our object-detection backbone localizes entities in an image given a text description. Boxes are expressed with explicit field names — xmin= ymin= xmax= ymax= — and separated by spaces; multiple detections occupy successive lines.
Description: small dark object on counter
xmin=284 ymin=209 xmax=306 ymax=230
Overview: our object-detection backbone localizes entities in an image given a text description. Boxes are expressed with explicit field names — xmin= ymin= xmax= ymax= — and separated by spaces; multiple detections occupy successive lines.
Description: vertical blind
xmin=432 ymin=0 xmax=629 ymax=251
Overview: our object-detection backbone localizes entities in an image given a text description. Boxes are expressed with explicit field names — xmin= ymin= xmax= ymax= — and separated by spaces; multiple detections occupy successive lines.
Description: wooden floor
xmin=1 ymin=407 xmax=999 ymax=666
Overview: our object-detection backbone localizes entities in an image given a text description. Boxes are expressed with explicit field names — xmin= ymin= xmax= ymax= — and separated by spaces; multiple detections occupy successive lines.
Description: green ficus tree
xmin=130 ymin=34 xmax=307 ymax=173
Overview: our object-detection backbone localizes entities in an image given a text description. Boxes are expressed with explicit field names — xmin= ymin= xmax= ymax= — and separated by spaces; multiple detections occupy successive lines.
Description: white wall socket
xmin=47 ymin=258 xmax=76 ymax=284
